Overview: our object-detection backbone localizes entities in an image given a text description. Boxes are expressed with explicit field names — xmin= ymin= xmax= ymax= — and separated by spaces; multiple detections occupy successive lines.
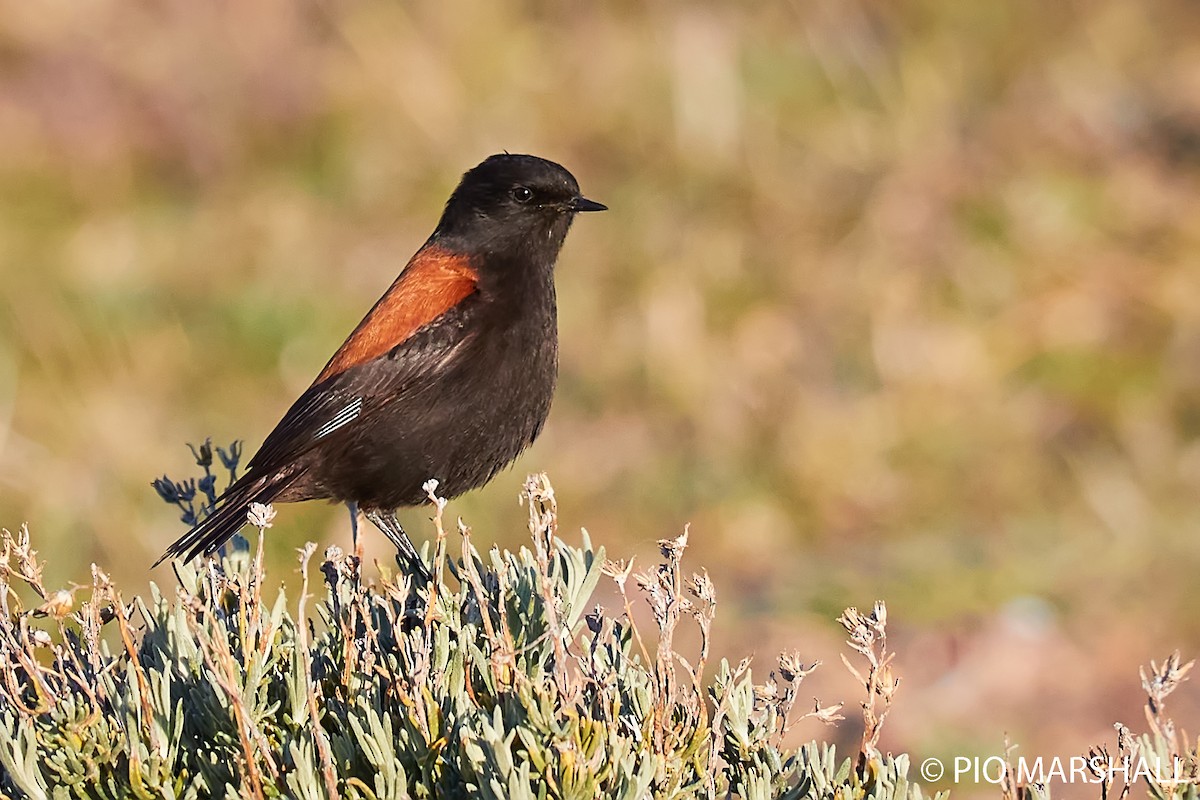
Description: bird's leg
xmin=346 ymin=501 xmax=361 ymax=557
xmin=364 ymin=508 xmax=431 ymax=581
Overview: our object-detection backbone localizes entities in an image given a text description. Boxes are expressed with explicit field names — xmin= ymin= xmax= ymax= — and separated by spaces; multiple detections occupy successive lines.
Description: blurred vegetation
xmin=2 ymin=0 xmax=1200 ymax=772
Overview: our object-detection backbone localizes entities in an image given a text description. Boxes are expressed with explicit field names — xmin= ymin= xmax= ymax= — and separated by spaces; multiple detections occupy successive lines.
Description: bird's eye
xmin=511 ymin=186 xmax=534 ymax=204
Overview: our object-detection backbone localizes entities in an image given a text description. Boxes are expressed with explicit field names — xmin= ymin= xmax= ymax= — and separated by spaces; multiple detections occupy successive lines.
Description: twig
xmin=297 ymin=542 xmax=341 ymax=800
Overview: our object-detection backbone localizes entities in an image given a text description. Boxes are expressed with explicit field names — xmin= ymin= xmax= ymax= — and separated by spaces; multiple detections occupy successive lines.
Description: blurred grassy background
xmin=3 ymin=0 xmax=1200 ymax=788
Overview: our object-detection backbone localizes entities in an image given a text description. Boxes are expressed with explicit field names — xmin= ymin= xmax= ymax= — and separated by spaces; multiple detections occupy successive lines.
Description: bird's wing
xmin=243 ymin=243 xmax=480 ymax=477
xmin=316 ymin=243 xmax=479 ymax=383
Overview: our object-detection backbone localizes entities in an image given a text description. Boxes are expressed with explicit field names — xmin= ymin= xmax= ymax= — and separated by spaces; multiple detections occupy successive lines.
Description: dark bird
xmin=156 ymin=154 xmax=605 ymax=570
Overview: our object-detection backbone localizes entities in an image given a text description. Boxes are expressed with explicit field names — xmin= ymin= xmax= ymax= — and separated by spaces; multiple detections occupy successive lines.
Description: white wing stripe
xmin=315 ymin=397 xmax=364 ymax=439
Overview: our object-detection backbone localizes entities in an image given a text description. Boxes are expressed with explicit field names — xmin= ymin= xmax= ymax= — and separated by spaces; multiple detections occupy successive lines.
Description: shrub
xmin=0 ymin=469 xmax=939 ymax=799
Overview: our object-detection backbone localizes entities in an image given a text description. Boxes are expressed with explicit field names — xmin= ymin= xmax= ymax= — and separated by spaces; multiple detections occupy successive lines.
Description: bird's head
xmin=434 ymin=154 xmax=606 ymax=258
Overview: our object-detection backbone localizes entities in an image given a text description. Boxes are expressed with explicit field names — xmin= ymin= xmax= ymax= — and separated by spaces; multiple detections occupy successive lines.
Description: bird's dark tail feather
xmin=153 ymin=473 xmax=296 ymax=567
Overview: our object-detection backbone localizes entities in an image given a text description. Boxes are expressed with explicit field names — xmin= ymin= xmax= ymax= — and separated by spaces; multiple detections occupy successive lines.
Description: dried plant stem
xmin=182 ymin=596 xmax=271 ymax=798
xmin=525 ymin=474 xmax=571 ymax=698
xmin=838 ymin=601 xmax=898 ymax=767
xmin=460 ymin=523 xmax=512 ymax=689
xmin=423 ymin=479 xmax=450 ymax=630
xmin=297 ymin=542 xmax=340 ymax=800
xmin=103 ymin=573 xmax=161 ymax=756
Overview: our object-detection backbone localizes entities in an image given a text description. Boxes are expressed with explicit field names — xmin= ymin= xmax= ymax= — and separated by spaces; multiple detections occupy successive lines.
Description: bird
xmin=156 ymin=153 xmax=605 ymax=572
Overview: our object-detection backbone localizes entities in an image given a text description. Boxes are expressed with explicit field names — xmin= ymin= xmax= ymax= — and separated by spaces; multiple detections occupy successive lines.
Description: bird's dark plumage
xmin=156 ymin=154 xmax=605 ymax=568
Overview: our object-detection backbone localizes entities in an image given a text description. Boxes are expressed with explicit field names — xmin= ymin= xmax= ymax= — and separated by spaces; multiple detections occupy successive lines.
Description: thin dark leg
xmin=346 ymin=501 xmax=360 ymax=549
xmin=364 ymin=508 xmax=431 ymax=580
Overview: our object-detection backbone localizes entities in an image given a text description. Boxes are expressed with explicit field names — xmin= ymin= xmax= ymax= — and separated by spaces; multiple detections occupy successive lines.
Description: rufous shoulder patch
xmin=315 ymin=244 xmax=479 ymax=383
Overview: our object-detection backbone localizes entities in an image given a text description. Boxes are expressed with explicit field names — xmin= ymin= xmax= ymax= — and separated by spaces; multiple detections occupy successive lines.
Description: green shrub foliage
xmin=0 ymin=474 xmax=940 ymax=798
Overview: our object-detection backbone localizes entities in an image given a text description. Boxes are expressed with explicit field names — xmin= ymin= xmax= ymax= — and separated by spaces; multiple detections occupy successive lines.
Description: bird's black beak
xmin=570 ymin=196 xmax=607 ymax=213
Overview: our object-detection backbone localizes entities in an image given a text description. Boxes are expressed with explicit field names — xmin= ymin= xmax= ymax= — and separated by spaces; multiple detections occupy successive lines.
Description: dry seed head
xmin=601 ymin=559 xmax=634 ymax=590
xmin=657 ymin=527 xmax=689 ymax=561
xmin=1141 ymin=651 xmax=1194 ymax=714
xmin=837 ymin=607 xmax=875 ymax=649
xmin=90 ymin=564 xmax=112 ymax=589
xmin=423 ymin=478 xmax=448 ymax=514
xmin=754 ymin=680 xmax=779 ymax=702
xmin=689 ymin=571 xmax=716 ymax=606
xmin=247 ymin=503 xmax=276 ymax=530
xmin=813 ymin=700 xmax=845 ymax=724
xmin=875 ymin=664 xmax=900 ymax=700
xmin=636 ymin=571 xmax=669 ymax=620
xmin=38 ymin=589 xmax=74 ymax=619
xmin=1114 ymin=722 xmax=1132 ymax=753
xmin=779 ymin=651 xmax=819 ymax=683
xmin=2 ymin=525 xmax=44 ymax=587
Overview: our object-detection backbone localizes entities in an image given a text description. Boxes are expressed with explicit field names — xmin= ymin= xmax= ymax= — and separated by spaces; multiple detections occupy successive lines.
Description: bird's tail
xmin=153 ymin=471 xmax=298 ymax=567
